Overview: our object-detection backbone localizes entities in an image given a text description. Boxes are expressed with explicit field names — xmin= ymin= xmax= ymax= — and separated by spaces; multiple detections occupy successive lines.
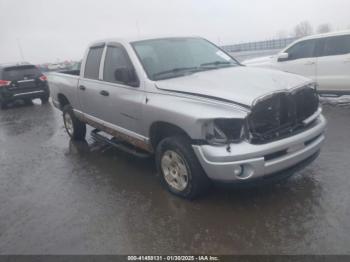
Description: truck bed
xmin=59 ymin=69 xmax=80 ymax=76
xmin=48 ymin=71 xmax=81 ymax=110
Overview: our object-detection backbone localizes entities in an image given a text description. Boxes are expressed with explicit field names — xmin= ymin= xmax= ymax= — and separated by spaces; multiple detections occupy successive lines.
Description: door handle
xmin=79 ymin=85 xmax=86 ymax=91
xmin=344 ymin=58 xmax=350 ymax=63
xmin=304 ymin=61 xmax=315 ymax=66
xmin=100 ymin=90 xmax=109 ymax=96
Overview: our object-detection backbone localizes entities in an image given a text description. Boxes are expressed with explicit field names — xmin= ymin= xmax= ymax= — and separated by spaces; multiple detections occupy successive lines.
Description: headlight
xmin=203 ymin=119 xmax=245 ymax=145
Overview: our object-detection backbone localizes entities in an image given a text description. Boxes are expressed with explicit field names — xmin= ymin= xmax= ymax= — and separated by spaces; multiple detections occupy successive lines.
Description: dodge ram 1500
xmin=48 ymin=36 xmax=326 ymax=199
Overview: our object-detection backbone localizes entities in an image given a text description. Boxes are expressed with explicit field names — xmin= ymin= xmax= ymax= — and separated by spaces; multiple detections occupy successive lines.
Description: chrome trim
xmin=248 ymin=84 xmax=320 ymax=143
xmin=13 ymin=90 xmax=45 ymax=97
xmin=73 ymin=109 xmax=149 ymax=142
xmin=18 ymin=79 xmax=35 ymax=83
xmin=73 ymin=109 xmax=85 ymax=118
xmin=252 ymin=81 xmax=314 ymax=107
xmin=303 ymin=107 xmax=322 ymax=126
xmin=99 ymin=45 xmax=107 ymax=80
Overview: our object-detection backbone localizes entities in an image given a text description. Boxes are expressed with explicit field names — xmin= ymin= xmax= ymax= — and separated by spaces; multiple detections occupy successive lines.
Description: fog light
xmin=235 ymin=165 xmax=254 ymax=180
xmin=233 ymin=165 xmax=243 ymax=176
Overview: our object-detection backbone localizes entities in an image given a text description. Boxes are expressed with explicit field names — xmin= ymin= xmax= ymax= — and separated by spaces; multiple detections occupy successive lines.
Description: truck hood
xmin=155 ymin=66 xmax=311 ymax=108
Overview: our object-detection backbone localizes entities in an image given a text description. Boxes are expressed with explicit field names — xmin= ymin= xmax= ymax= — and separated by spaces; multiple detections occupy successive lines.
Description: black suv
xmin=0 ymin=63 xmax=50 ymax=109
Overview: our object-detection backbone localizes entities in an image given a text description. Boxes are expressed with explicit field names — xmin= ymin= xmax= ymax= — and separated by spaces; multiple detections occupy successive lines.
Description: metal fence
xmin=221 ymin=37 xmax=299 ymax=52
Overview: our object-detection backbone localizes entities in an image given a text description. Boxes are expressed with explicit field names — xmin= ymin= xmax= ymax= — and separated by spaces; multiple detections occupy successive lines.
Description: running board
xmin=91 ymin=129 xmax=150 ymax=158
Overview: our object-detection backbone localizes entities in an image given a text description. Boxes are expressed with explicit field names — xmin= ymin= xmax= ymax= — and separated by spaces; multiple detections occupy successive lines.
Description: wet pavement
xmin=0 ymin=99 xmax=349 ymax=255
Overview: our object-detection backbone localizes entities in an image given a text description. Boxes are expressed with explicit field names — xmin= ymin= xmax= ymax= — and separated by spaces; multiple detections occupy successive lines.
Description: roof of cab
xmin=299 ymin=30 xmax=350 ymax=41
xmin=281 ymin=30 xmax=350 ymax=52
xmin=88 ymin=35 xmax=201 ymax=47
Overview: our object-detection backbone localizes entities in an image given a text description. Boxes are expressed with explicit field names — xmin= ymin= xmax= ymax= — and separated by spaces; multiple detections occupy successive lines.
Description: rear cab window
xmin=84 ymin=45 xmax=105 ymax=80
xmin=2 ymin=65 xmax=42 ymax=81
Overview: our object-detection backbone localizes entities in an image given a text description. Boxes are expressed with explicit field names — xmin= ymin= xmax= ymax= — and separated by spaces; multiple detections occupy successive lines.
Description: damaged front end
xmin=247 ymin=84 xmax=321 ymax=144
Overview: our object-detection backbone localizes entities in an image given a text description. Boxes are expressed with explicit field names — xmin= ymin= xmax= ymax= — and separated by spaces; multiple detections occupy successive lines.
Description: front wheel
xmin=63 ymin=105 xmax=86 ymax=140
xmin=156 ymin=136 xmax=211 ymax=199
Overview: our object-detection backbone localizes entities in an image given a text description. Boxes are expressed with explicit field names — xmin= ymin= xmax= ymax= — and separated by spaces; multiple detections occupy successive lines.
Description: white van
xmin=244 ymin=31 xmax=350 ymax=95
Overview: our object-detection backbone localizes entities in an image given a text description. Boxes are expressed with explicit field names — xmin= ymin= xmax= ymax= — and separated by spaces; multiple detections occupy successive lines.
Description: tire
xmin=23 ymin=98 xmax=33 ymax=105
xmin=62 ymin=105 xmax=86 ymax=140
xmin=156 ymin=136 xmax=211 ymax=199
xmin=41 ymin=95 xmax=49 ymax=104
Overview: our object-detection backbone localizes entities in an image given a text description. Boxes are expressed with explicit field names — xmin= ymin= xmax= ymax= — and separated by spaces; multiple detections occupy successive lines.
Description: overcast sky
xmin=0 ymin=0 xmax=349 ymax=64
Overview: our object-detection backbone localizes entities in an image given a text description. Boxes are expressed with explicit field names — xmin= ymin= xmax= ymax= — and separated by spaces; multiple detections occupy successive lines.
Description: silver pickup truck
xmin=49 ymin=36 xmax=326 ymax=199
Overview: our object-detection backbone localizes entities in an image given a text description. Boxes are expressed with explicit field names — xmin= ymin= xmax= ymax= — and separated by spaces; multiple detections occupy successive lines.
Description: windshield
xmin=132 ymin=38 xmax=240 ymax=81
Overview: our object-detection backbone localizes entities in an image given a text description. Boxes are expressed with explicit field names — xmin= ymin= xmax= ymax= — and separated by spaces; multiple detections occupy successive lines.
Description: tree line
xmin=276 ymin=21 xmax=350 ymax=39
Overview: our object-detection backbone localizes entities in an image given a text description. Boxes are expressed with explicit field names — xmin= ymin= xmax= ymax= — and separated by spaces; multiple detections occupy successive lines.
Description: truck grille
xmin=248 ymin=86 xmax=319 ymax=144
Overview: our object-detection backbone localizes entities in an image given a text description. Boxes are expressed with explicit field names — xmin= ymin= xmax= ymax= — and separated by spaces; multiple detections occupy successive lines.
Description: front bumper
xmin=193 ymin=115 xmax=327 ymax=183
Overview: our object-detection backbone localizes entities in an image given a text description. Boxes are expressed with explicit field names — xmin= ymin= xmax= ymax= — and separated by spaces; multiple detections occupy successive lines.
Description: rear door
xmin=100 ymin=43 xmax=144 ymax=135
xmin=78 ymin=44 xmax=106 ymax=119
xmin=316 ymin=34 xmax=350 ymax=91
xmin=276 ymin=39 xmax=317 ymax=80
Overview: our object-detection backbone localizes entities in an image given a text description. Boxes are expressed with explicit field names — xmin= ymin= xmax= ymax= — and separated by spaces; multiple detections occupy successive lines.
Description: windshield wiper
xmin=200 ymin=61 xmax=233 ymax=67
xmin=153 ymin=67 xmax=200 ymax=78
xmin=153 ymin=62 xmax=236 ymax=80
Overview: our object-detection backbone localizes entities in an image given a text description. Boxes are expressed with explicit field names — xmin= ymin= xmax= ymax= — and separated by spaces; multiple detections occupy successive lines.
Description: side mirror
xmin=114 ymin=67 xmax=138 ymax=86
xmin=277 ymin=52 xmax=289 ymax=62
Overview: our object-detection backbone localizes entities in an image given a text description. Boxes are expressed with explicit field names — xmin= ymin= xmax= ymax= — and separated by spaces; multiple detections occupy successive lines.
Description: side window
xmin=103 ymin=45 xmax=138 ymax=86
xmin=84 ymin=46 xmax=104 ymax=80
xmin=321 ymin=35 xmax=350 ymax=56
xmin=286 ymin=40 xmax=316 ymax=60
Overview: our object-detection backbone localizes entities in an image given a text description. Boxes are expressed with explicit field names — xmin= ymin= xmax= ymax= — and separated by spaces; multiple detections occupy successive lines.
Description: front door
xmin=99 ymin=44 xmax=144 ymax=135
xmin=275 ymin=39 xmax=317 ymax=81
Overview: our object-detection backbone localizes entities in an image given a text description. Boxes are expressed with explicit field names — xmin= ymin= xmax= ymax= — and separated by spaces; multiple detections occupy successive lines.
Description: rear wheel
xmin=156 ymin=136 xmax=211 ymax=199
xmin=63 ymin=105 xmax=86 ymax=140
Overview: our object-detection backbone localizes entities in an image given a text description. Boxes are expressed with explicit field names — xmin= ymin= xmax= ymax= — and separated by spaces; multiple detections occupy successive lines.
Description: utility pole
xmin=16 ymin=38 xmax=25 ymax=61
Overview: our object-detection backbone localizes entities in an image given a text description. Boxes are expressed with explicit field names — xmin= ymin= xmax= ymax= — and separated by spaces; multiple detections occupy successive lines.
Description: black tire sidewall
xmin=62 ymin=105 xmax=86 ymax=140
xmin=156 ymin=136 xmax=211 ymax=199
xmin=63 ymin=107 xmax=74 ymax=138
